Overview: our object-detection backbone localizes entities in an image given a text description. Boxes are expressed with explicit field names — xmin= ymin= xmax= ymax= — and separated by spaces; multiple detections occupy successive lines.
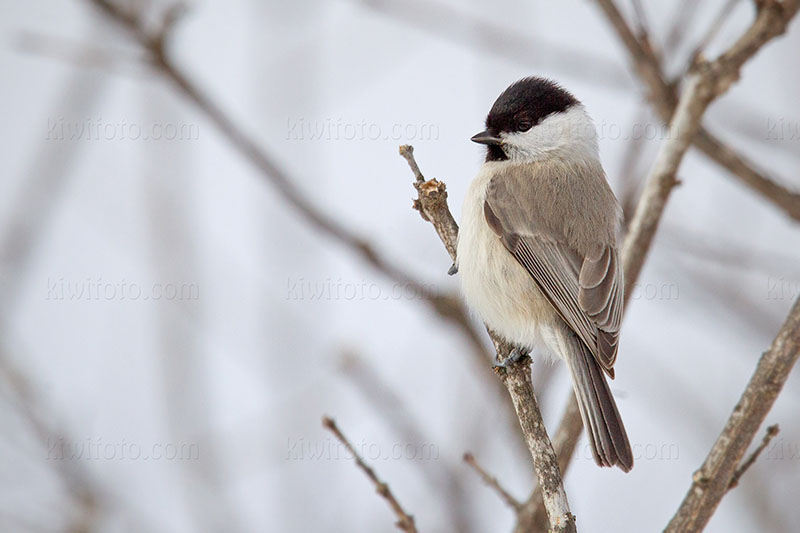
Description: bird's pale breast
xmin=457 ymin=163 xmax=565 ymax=361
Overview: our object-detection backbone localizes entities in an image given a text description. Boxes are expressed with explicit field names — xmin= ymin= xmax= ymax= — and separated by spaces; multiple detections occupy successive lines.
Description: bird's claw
xmin=495 ymin=347 xmax=530 ymax=368
xmin=447 ymin=263 xmax=458 ymax=276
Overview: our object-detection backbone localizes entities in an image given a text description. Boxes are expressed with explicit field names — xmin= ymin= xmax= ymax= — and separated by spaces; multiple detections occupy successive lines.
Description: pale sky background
xmin=1 ymin=1 xmax=799 ymax=532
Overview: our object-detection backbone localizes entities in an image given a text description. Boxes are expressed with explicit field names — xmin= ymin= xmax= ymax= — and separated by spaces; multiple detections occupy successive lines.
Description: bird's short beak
xmin=470 ymin=130 xmax=502 ymax=145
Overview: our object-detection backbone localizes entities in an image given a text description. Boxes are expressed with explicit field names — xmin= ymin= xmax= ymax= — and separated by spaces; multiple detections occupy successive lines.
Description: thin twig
xmin=340 ymin=352 xmax=475 ymax=533
xmin=728 ymin=424 xmax=780 ymax=491
xmin=688 ymin=0 xmax=741 ymax=65
xmin=14 ymin=30 xmax=148 ymax=75
xmin=662 ymin=0 xmax=700 ymax=57
xmin=463 ymin=452 xmax=521 ymax=512
xmin=399 ymin=145 xmax=459 ymax=261
xmin=630 ymin=0 xmax=650 ymax=39
xmin=0 ymin=344 xmax=157 ymax=533
xmin=0 ymin=348 xmax=100 ymax=530
xmin=666 ymin=297 xmax=800 ymax=532
xmin=322 ymin=416 xmax=418 ymax=533
xmin=399 ymin=145 xmax=425 ymax=183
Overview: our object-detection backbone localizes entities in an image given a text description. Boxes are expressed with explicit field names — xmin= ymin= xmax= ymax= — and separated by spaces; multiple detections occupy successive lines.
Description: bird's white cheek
xmin=502 ymin=107 xmax=600 ymax=162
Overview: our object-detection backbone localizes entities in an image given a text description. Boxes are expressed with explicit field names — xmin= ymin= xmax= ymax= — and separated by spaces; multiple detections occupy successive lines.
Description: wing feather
xmin=484 ymin=163 xmax=624 ymax=375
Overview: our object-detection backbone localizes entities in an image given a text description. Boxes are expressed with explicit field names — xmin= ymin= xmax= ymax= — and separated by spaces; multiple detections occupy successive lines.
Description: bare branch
xmin=399 ymin=146 xmax=536 ymax=468
xmin=728 ymin=424 xmax=780 ymax=491
xmin=630 ymin=0 xmax=650 ymax=40
xmin=597 ymin=0 xmax=800 ymax=294
xmin=517 ymin=2 xmax=800 ymax=527
xmin=692 ymin=131 xmax=800 ymax=221
xmin=79 ymin=9 xmax=538 ymax=529
xmin=87 ymin=0 xmax=418 ymax=291
xmin=322 ymin=417 xmax=418 ymax=533
xmin=400 ymin=145 xmax=460 ymax=263
xmin=463 ymin=452 xmax=521 ymax=512
xmin=662 ymin=0 xmax=702 ymax=57
xmin=14 ymin=30 xmax=148 ymax=75
xmin=0 ymin=347 xmax=101 ymax=531
xmin=614 ymin=13 xmax=800 ymax=525
xmin=83 ymin=1 xmax=517 ymax=415
xmin=595 ymin=0 xmax=800 ymax=223
xmin=340 ymin=352 xmax=476 ymax=533
xmin=495 ymin=358 xmax=577 ymax=533
xmin=83 ymin=1 xmax=497 ymax=363
xmin=399 ymin=147 xmax=576 ymax=533
xmin=515 ymin=396 xmax=582 ymax=533
xmin=666 ymin=297 xmax=800 ymax=531
xmin=689 ymin=0 xmax=741 ymax=64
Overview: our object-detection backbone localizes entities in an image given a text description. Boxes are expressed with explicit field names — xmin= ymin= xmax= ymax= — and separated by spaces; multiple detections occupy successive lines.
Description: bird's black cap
xmin=473 ymin=77 xmax=579 ymax=161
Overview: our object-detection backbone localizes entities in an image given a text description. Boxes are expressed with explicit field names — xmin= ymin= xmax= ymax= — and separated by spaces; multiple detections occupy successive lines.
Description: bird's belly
xmin=457 ymin=178 xmax=563 ymax=361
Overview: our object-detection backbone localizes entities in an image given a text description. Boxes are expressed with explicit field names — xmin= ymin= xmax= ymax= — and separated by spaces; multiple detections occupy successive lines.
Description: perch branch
xmin=322 ymin=416 xmax=417 ymax=533
xmin=515 ymin=395 xmax=582 ymax=533
xmin=399 ymin=145 xmax=576 ymax=533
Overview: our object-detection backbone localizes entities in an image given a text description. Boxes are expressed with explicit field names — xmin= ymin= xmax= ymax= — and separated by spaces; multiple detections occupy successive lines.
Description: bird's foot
xmin=495 ymin=346 xmax=530 ymax=368
xmin=447 ymin=262 xmax=458 ymax=275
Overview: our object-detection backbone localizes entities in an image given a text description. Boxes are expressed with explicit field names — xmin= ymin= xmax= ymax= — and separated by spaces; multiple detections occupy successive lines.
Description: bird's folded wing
xmin=484 ymin=166 xmax=623 ymax=374
xmin=578 ymin=244 xmax=623 ymax=369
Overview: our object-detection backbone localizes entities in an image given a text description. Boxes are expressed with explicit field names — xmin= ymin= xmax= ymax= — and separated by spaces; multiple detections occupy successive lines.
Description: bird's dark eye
xmin=518 ymin=120 xmax=532 ymax=131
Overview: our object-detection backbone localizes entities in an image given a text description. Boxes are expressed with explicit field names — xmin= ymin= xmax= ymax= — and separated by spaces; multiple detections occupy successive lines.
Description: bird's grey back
xmin=485 ymin=158 xmax=621 ymax=257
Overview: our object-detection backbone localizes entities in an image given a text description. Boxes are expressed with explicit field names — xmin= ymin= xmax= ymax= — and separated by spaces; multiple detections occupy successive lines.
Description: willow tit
xmin=457 ymin=77 xmax=633 ymax=471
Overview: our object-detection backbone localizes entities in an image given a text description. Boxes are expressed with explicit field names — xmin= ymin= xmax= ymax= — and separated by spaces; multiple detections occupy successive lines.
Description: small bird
xmin=457 ymin=77 xmax=633 ymax=471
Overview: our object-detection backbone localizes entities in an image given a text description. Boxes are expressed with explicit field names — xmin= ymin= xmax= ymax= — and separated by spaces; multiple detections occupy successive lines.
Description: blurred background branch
xmin=3 ymin=0 xmax=799 ymax=531
xmin=667 ymin=295 xmax=800 ymax=531
xmin=595 ymin=0 xmax=800 ymax=222
xmin=322 ymin=416 xmax=418 ymax=532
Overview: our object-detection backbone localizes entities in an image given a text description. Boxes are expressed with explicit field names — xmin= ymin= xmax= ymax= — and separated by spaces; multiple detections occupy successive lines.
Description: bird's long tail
xmin=563 ymin=332 xmax=633 ymax=472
